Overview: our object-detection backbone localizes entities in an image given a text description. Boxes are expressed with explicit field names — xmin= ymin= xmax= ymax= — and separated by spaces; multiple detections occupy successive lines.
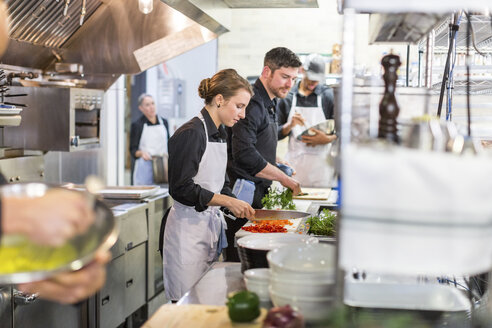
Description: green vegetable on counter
xmin=306 ymin=208 xmax=337 ymax=236
xmin=226 ymin=290 xmax=260 ymax=323
xmin=261 ymin=187 xmax=296 ymax=210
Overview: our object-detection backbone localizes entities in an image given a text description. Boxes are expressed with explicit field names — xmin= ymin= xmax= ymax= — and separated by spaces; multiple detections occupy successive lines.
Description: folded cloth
xmin=216 ymin=215 xmax=228 ymax=258
xmin=232 ymin=179 xmax=255 ymax=205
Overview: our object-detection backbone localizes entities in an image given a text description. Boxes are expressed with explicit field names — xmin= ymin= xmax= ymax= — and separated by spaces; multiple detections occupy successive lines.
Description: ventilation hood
xmin=0 ymin=0 xmax=228 ymax=89
xmin=222 ymin=0 xmax=318 ymax=8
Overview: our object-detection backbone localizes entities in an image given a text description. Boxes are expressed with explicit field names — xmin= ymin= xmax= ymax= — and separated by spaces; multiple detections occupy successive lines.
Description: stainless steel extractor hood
xmin=369 ymin=13 xmax=443 ymax=44
xmin=0 ymin=0 xmax=228 ymax=89
xmin=222 ymin=0 xmax=318 ymax=8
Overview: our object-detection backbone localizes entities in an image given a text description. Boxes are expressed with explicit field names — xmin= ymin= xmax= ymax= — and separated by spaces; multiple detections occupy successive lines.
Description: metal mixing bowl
xmin=297 ymin=119 xmax=336 ymax=140
xmin=0 ymin=183 xmax=118 ymax=284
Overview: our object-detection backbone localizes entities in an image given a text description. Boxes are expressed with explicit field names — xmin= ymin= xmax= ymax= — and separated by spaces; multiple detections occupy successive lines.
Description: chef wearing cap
xmin=277 ymin=54 xmax=337 ymax=187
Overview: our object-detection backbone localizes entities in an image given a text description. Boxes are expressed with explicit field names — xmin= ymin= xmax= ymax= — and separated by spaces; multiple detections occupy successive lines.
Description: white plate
xmin=0 ymin=107 xmax=22 ymax=115
xmin=237 ymin=233 xmax=318 ymax=251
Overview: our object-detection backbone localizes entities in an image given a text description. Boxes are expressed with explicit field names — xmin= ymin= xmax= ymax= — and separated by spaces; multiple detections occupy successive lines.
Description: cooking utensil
xmin=3 ymin=101 xmax=26 ymax=107
xmin=152 ymin=154 xmax=168 ymax=183
xmin=297 ymin=119 xmax=335 ymax=141
xmin=0 ymin=183 xmax=118 ymax=284
xmin=221 ymin=208 xmax=311 ymax=221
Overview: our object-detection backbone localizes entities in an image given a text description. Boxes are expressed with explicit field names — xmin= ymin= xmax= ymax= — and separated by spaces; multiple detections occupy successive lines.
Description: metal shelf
xmin=419 ymin=14 xmax=492 ymax=54
xmin=432 ymin=79 xmax=492 ymax=95
xmin=339 ymin=0 xmax=491 ymax=13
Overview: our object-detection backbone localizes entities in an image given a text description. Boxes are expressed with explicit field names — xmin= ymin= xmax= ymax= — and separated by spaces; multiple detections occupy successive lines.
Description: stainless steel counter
xmin=177 ymin=262 xmax=244 ymax=306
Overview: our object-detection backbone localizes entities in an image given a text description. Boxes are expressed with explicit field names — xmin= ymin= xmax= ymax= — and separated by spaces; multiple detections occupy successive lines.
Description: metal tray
xmin=96 ymin=186 xmax=159 ymax=199
xmin=344 ymin=273 xmax=471 ymax=312
xmin=0 ymin=183 xmax=118 ymax=284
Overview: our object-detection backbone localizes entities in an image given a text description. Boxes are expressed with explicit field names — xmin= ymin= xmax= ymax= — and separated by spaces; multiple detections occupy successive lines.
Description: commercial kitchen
xmin=1 ymin=0 xmax=492 ymax=327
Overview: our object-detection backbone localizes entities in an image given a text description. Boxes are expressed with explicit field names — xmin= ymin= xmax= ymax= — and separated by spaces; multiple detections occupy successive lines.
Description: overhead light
xmin=138 ymin=0 xmax=153 ymax=14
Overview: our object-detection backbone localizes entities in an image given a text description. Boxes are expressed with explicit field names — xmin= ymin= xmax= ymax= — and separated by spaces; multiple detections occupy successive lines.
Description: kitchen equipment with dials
xmin=4 ymin=87 xmax=104 ymax=151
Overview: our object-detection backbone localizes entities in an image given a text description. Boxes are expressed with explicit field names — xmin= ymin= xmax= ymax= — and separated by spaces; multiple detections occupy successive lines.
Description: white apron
xmin=284 ymin=93 xmax=334 ymax=187
xmin=163 ymin=113 xmax=228 ymax=301
xmin=133 ymin=116 xmax=168 ymax=185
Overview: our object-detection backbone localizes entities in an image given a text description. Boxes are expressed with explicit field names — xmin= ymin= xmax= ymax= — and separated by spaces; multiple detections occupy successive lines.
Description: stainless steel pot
xmin=152 ymin=154 xmax=168 ymax=184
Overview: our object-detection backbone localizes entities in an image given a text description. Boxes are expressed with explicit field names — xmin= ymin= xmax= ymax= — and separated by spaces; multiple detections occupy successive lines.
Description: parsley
xmin=306 ymin=209 xmax=336 ymax=236
xmin=261 ymin=187 xmax=296 ymax=210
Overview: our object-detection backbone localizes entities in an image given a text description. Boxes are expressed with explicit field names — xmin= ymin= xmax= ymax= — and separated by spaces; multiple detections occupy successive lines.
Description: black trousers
xmin=224 ymin=216 xmax=248 ymax=262
xmin=223 ymin=182 xmax=270 ymax=262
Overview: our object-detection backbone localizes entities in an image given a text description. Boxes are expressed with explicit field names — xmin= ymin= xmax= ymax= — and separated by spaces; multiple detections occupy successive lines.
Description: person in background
xmin=224 ymin=47 xmax=302 ymax=261
xmin=130 ymin=94 xmax=170 ymax=185
xmin=163 ymin=69 xmax=255 ymax=301
xmin=277 ymin=53 xmax=337 ymax=187
xmin=0 ymin=0 xmax=109 ymax=305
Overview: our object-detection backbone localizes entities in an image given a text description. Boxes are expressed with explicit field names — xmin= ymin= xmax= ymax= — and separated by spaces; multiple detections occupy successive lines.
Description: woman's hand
xmin=227 ymin=198 xmax=255 ymax=220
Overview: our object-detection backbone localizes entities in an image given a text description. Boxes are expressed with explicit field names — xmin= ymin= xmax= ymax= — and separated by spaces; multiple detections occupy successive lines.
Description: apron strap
xmin=159 ymin=207 xmax=172 ymax=258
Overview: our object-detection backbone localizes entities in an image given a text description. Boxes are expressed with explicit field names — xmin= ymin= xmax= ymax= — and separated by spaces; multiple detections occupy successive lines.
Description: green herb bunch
xmin=261 ymin=187 xmax=296 ymax=210
xmin=306 ymin=208 xmax=336 ymax=236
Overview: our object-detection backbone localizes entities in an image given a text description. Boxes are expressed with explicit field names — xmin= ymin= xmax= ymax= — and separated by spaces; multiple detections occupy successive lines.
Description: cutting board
xmin=142 ymin=304 xmax=267 ymax=328
xmin=293 ymin=187 xmax=331 ymax=200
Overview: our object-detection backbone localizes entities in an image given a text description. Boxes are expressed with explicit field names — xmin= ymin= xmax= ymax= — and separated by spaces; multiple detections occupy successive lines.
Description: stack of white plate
xmin=243 ymin=268 xmax=270 ymax=302
xmin=266 ymin=243 xmax=337 ymax=321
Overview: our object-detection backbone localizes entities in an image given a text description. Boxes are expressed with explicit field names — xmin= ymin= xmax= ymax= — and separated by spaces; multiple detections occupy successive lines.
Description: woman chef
xmin=163 ymin=69 xmax=255 ymax=301
xmin=130 ymin=94 xmax=170 ymax=185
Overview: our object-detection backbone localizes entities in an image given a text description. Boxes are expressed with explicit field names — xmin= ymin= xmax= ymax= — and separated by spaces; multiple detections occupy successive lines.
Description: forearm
xmin=208 ymin=193 xmax=234 ymax=208
xmin=280 ymin=122 xmax=292 ymax=138
xmin=255 ymin=162 xmax=289 ymax=185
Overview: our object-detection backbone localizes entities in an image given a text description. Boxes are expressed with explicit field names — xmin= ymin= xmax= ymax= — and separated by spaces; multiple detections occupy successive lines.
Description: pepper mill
xmin=378 ymin=53 xmax=401 ymax=143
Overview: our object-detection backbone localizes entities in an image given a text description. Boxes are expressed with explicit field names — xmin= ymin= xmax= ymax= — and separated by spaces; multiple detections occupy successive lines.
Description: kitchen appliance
xmin=4 ymin=87 xmax=104 ymax=152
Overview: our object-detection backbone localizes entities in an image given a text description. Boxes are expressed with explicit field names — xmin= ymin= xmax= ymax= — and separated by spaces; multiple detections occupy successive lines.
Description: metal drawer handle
xmin=126 ymin=242 xmax=133 ymax=250
xmin=101 ymin=295 xmax=110 ymax=306
xmin=126 ymin=279 xmax=133 ymax=288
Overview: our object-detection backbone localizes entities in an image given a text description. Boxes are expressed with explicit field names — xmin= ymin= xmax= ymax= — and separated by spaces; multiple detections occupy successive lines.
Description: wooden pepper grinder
xmin=378 ymin=53 xmax=401 ymax=143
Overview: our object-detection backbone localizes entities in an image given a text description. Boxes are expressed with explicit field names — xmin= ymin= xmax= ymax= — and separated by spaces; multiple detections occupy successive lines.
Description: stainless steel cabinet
xmin=98 ymin=255 xmax=125 ymax=328
xmin=0 ymin=287 xmax=12 ymax=328
xmin=124 ymin=244 xmax=147 ymax=317
xmin=145 ymin=194 xmax=171 ymax=300
xmin=98 ymin=202 xmax=149 ymax=328
xmin=13 ymin=298 xmax=84 ymax=328
xmin=113 ymin=203 xmax=148 ymax=252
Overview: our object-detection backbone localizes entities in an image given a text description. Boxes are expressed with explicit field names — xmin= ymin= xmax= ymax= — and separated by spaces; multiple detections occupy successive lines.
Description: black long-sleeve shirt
xmin=168 ymin=108 xmax=234 ymax=212
xmin=277 ymin=81 xmax=334 ymax=140
xmin=227 ymin=79 xmax=278 ymax=186
xmin=129 ymin=115 xmax=170 ymax=160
